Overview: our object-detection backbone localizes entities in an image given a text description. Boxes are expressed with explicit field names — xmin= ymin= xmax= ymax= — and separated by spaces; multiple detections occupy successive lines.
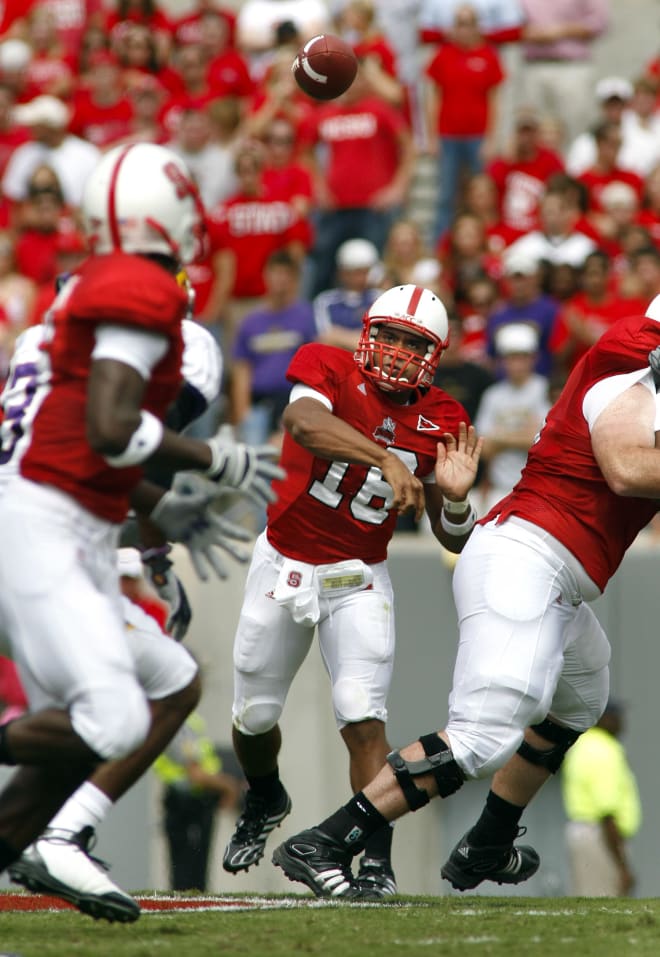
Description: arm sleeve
xmin=92 ymin=325 xmax=169 ymax=380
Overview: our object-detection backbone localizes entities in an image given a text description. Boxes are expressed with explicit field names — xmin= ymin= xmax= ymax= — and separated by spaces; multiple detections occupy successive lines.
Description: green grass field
xmin=1 ymin=893 xmax=659 ymax=957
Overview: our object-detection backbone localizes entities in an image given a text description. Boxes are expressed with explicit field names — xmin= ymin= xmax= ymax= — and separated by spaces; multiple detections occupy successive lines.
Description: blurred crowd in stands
xmin=0 ymin=0 xmax=658 ymax=528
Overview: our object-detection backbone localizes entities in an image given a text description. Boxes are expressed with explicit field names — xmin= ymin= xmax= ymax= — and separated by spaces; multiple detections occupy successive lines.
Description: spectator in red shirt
xmin=203 ymin=10 xmax=254 ymax=103
xmin=261 ymin=117 xmax=314 ymax=225
xmin=550 ymin=249 xmax=634 ymax=374
xmin=22 ymin=5 xmax=75 ymax=101
xmin=160 ymin=42 xmax=216 ymax=140
xmin=14 ymin=163 xmax=79 ymax=285
xmin=439 ymin=211 xmax=503 ymax=307
xmin=244 ymin=49 xmax=316 ymax=141
xmin=28 ymin=227 xmax=86 ymax=327
xmin=298 ymin=68 xmax=416 ymax=296
xmin=115 ymin=73 xmax=168 ymax=146
xmin=173 ymin=2 xmax=237 ymax=50
xmin=105 ymin=0 xmax=174 ymax=65
xmin=336 ymin=0 xmax=405 ymax=113
xmin=424 ymin=4 xmax=505 ymax=241
xmin=487 ymin=107 xmax=565 ymax=238
xmin=116 ymin=23 xmax=181 ymax=99
xmin=69 ymin=51 xmax=134 ymax=150
xmin=578 ymin=121 xmax=645 ymax=218
xmin=200 ymin=144 xmax=311 ymax=344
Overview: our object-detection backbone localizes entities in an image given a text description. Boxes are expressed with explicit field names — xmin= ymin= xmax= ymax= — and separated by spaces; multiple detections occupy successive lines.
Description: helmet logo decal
xmin=373 ymin=416 xmax=396 ymax=446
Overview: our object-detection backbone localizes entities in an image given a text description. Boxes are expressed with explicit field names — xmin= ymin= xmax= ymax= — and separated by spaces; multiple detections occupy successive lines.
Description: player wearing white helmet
xmin=272 ymin=294 xmax=660 ymax=900
xmin=0 ymin=143 xmax=283 ymax=916
xmin=221 ymin=284 xmax=482 ymax=898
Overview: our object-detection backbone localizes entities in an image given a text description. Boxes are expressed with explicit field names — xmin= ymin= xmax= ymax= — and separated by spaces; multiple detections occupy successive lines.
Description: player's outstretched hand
xmin=435 ymin=423 xmax=483 ymax=500
xmin=381 ymin=450 xmax=425 ymax=521
xmin=149 ymin=474 xmax=252 ymax=582
xmin=205 ymin=426 xmax=285 ymax=508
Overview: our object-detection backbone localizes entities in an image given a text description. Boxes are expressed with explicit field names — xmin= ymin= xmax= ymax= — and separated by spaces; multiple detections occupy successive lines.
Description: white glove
xmin=149 ymin=474 xmax=252 ymax=582
xmin=205 ymin=427 xmax=285 ymax=509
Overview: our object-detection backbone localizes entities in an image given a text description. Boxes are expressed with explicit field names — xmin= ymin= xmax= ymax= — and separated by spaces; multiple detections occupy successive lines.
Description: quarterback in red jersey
xmin=222 ymin=284 xmax=483 ymax=899
xmin=271 ymin=292 xmax=660 ymax=900
xmin=0 ymin=142 xmax=282 ymax=894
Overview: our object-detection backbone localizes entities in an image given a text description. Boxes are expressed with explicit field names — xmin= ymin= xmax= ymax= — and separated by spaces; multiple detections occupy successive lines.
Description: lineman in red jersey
xmin=271 ymin=293 xmax=660 ymax=899
xmin=0 ymin=142 xmax=282 ymax=887
xmin=222 ymin=284 xmax=483 ymax=899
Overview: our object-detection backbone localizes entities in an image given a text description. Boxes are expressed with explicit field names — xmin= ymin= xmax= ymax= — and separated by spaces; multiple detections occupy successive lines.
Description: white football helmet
xmin=355 ymin=284 xmax=449 ymax=390
xmin=81 ymin=143 xmax=204 ymax=265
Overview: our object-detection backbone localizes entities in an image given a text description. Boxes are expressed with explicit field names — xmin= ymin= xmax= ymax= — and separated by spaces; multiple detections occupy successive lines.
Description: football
xmin=291 ymin=34 xmax=358 ymax=101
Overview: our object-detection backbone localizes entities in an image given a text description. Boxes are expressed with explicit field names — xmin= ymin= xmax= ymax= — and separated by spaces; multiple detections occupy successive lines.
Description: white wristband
xmin=440 ymin=505 xmax=477 ymax=536
xmin=104 ymin=410 xmax=164 ymax=468
xmin=443 ymin=496 xmax=470 ymax=514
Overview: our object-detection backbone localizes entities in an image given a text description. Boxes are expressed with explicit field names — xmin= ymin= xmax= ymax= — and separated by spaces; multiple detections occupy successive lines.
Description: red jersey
xmin=69 ymin=91 xmax=135 ymax=149
xmin=578 ymin=167 xmax=645 ymax=212
xmin=266 ymin=344 xmax=470 ymax=564
xmin=487 ymin=148 xmax=565 ymax=234
xmin=298 ymin=96 xmax=407 ymax=208
xmin=550 ymin=291 xmax=634 ymax=368
xmin=207 ymin=193 xmax=308 ymax=298
xmin=484 ymin=312 xmax=660 ymax=590
xmin=20 ymin=253 xmax=187 ymax=523
xmin=426 ymin=41 xmax=504 ymax=136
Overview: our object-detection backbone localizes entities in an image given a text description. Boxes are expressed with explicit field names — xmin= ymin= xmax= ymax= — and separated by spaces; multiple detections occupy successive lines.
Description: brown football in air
xmin=291 ymin=34 xmax=359 ymax=101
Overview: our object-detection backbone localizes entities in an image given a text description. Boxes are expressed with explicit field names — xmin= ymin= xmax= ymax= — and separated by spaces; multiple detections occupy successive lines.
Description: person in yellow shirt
xmin=154 ymin=712 xmax=244 ymax=892
xmin=561 ymin=699 xmax=641 ymax=896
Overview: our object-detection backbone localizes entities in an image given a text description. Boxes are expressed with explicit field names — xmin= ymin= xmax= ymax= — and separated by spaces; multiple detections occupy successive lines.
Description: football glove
xmin=205 ymin=426 xmax=285 ymax=508
xmin=149 ymin=474 xmax=252 ymax=582
xmin=142 ymin=546 xmax=192 ymax=641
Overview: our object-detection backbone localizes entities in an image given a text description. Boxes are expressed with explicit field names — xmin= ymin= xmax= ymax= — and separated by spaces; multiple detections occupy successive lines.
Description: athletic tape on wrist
xmin=105 ymin=411 xmax=164 ymax=468
xmin=440 ymin=505 xmax=477 ymax=536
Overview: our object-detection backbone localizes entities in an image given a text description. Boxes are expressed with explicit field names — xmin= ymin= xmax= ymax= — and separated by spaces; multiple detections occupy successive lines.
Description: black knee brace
xmin=517 ymin=718 xmax=582 ymax=773
xmin=386 ymin=734 xmax=464 ymax=811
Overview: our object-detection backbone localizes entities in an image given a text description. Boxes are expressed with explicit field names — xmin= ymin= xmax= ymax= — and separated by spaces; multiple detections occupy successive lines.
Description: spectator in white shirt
xmin=2 ymin=95 xmax=99 ymax=209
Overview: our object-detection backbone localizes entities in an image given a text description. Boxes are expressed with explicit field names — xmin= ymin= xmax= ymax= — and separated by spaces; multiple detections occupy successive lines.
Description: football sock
xmin=362 ymin=821 xmax=394 ymax=862
xmin=318 ymin=791 xmax=388 ymax=853
xmin=246 ymin=768 xmax=286 ymax=805
xmin=467 ymin=790 xmax=524 ymax=848
xmin=48 ymin=781 xmax=113 ymax=834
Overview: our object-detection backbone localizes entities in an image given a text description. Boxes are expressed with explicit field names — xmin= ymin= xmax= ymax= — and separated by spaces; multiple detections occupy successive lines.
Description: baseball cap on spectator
xmin=13 ymin=95 xmax=70 ymax=128
xmin=336 ymin=238 xmax=380 ymax=270
xmin=495 ymin=323 xmax=539 ymax=356
xmin=0 ymin=39 xmax=32 ymax=73
xmin=503 ymin=249 xmax=539 ymax=276
xmin=595 ymin=76 xmax=633 ymax=103
xmin=411 ymin=258 xmax=442 ymax=286
xmin=599 ymin=180 xmax=638 ymax=210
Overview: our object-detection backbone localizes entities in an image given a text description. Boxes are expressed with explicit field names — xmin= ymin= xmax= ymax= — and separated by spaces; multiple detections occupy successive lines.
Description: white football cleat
xmin=9 ymin=826 xmax=140 ymax=923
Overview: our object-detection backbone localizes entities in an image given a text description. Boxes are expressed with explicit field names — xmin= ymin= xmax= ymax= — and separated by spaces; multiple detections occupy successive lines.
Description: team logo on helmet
xmin=373 ymin=416 xmax=396 ymax=446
